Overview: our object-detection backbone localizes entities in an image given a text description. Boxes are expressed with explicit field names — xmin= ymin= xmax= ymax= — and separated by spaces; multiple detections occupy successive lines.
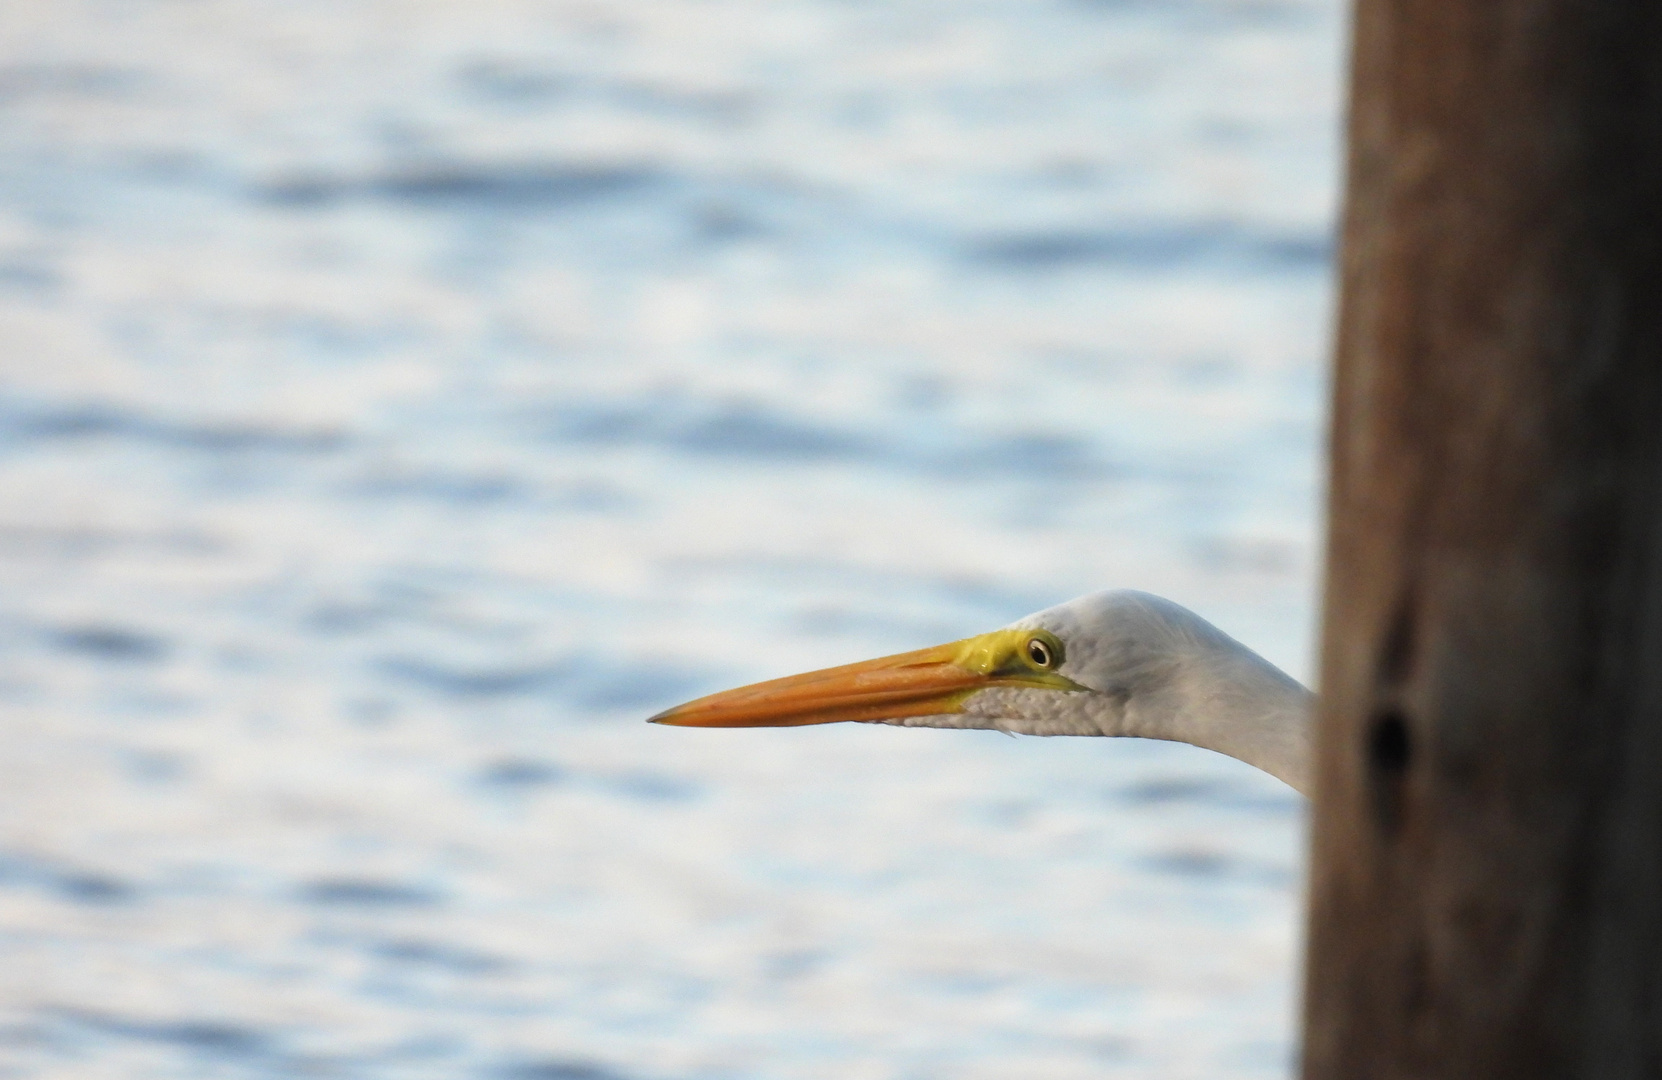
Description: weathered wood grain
xmin=1303 ymin=1 xmax=1662 ymax=1076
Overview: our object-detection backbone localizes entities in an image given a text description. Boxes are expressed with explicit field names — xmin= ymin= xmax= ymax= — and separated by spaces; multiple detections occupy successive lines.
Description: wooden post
xmin=1303 ymin=1 xmax=1662 ymax=1077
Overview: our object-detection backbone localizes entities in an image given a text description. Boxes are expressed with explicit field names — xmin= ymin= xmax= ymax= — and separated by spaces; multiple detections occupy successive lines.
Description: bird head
xmin=648 ymin=590 xmax=1207 ymax=738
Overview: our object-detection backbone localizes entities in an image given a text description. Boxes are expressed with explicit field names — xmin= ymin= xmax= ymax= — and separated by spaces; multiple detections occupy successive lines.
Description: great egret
xmin=650 ymin=589 xmax=1312 ymax=794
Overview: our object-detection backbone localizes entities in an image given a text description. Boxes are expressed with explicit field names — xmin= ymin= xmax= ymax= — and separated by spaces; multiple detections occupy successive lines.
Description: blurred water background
xmin=0 ymin=2 xmax=1340 ymax=1078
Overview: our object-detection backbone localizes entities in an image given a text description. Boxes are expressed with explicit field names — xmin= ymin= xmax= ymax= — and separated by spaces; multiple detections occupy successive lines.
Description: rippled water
xmin=0 ymin=2 xmax=1340 ymax=1077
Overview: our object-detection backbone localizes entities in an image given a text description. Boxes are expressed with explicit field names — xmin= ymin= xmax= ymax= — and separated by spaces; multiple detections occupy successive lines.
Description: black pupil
xmin=1029 ymin=640 xmax=1050 ymax=666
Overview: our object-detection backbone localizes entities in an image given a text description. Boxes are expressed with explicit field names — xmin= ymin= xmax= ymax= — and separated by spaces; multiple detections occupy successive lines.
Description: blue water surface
xmin=0 ymin=2 xmax=1340 ymax=1077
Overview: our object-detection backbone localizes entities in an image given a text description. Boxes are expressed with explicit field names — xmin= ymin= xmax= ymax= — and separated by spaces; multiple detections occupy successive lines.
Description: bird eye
xmin=1026 ymin=637 xmax=1054 ymax=668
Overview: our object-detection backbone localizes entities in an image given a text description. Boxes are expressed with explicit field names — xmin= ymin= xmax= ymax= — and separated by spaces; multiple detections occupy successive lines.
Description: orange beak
xmin=648 ymin=642 xmax=990 ymax=728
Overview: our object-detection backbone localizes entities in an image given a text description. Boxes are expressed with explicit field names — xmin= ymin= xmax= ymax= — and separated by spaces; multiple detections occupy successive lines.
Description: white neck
xmin=1120 ymin=642 xmax=1313 ymax=794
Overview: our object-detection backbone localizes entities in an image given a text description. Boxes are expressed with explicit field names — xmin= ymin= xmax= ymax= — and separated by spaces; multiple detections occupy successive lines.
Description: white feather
xmin=883 ymin=591 xmax=1313 ymax=793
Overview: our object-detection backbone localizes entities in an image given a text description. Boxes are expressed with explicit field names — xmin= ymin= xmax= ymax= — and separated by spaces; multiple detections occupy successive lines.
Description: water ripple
xmin=966 ymin=222 xmax=1333 ymax=272
xmin=261 ymin=163 xmax=661 ymax=210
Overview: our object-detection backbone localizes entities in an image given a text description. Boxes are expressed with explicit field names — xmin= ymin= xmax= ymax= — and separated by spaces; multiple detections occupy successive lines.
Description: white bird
xmin=650 ymin=589 xmax=1313 ymax=794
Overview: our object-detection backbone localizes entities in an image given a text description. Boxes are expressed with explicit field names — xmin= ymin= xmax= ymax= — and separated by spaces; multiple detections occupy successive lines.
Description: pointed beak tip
xmin=641 ymin=646 xmax=989 ymax=731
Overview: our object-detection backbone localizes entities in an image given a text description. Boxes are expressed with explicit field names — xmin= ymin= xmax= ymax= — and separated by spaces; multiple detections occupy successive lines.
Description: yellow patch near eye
xmin=947 ymin=628 xmax=1086 ymax=693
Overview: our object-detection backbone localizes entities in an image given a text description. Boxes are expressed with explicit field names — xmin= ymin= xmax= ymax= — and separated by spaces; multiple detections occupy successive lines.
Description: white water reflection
xmin=0 ymin=2 xmax=1340 ymax=1077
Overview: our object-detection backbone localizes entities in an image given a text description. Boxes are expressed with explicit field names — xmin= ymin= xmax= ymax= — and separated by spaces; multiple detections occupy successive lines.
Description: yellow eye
xmin=1026 ymin=637 xmax=1055 ymax=668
